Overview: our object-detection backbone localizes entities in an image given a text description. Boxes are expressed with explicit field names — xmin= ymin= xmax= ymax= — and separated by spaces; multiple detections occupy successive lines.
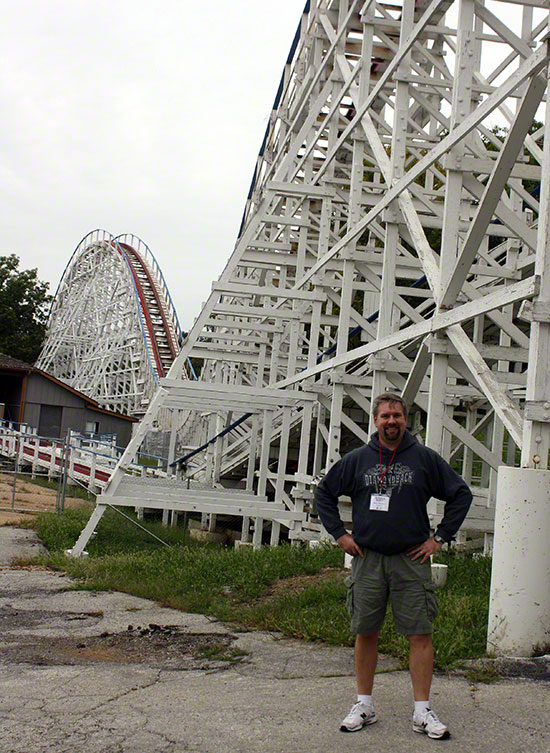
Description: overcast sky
xmin=1 ymin=0 xmax=305 ymax=331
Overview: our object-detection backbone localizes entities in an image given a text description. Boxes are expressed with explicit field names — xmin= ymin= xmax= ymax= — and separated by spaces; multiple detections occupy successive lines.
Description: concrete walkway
xmin=0 ymin=526 xmax=48 ymax=564
xmin=0 ymin=528 xmax=549 ymax=753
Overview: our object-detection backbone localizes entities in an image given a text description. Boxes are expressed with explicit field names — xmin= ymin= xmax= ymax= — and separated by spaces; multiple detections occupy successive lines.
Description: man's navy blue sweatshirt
xmin=314 ymin=430 xmax=473 ymax=555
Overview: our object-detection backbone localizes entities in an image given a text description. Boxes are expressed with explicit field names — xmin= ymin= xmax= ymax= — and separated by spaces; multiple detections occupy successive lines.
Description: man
xmin=314 ymin=392 xmax=472 ymax=740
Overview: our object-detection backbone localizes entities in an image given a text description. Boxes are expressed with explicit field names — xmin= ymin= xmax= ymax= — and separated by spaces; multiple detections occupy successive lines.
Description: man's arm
xmin=314 ymin=473 xmax=348 ymax=542
xmin=314 ymin=456 xmax=363 ymax=555
xmin=408 ymin=453 xmax=472 ymax=563
xmin=431 ymin=452 xmax=473 ymax=542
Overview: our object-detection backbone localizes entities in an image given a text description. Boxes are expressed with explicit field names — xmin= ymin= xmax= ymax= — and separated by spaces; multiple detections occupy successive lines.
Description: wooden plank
xmin=447 ymin=324 xmax=524 ymax=446
xmin=211 ymin=304 xmax=303 ymax=319
xmin=266 ymin=181 xmax=335 ymax=198
xmin=103 ymin=496 xmax=305 ymax=521
xmin=160 ymin=380 xmax=316 ymax=406
xmin=212 ymin=282 xmax=325 ymax=302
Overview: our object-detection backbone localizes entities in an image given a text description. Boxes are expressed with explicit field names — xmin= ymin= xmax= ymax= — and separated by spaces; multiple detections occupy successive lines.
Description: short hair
xmin=372 ymin=392 xmax=408 ymax=419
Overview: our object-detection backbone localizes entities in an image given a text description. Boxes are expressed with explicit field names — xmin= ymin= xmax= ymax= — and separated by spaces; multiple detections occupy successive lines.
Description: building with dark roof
xmin=0 ymin=353 xmax=137 ymax=446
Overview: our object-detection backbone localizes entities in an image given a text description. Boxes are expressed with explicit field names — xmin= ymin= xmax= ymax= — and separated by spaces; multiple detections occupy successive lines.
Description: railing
xmin=0 ymin=420 xmax=169 ymax=496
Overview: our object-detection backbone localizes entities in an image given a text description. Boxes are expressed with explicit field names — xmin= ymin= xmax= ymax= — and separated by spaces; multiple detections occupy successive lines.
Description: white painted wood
xmin=446 ymin=324 xmax=524 ymax=447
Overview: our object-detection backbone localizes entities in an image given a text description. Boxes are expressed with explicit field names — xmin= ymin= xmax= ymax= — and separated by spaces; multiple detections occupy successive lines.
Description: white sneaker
xmin=412 ymin=708 xmax=450 ymax=739
xmin=340 ymin=701 xmax=377 ymax=732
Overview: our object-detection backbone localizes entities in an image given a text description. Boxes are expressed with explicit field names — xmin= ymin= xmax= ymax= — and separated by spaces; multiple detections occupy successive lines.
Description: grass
xmin=137 ymin=455 xmax=163 ymax=468
xmin=198 ymin=644 xmax=249 ymax=664
xmin=464 ymin=664 xmax=501 ymax=685
xmin=28 ymin=506 xmax=492 ymax=671
xmin=14 ymin=474 xmax=96 ymax=502
xmin=32 ymin=504 xmax=186 ymax=554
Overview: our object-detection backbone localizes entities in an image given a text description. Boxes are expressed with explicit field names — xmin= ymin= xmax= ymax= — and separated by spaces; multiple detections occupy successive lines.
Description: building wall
xmin=25 ymin=375 xmax=83 ymax=409
xmin=22 ymin=401 xmax=41 ymax=429
xmin=21 ymin=373 xmax=133 ymax=447
xmin=89 ymin=410 xmax=133 ymax=447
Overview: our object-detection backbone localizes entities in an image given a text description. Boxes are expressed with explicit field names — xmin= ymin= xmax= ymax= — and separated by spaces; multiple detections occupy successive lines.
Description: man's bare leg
xmin=408 ymin=633 xmax=433 ymax=700
xmin=355 ymin=632 xmax=379 ymax=694
xmin=409 ymin=633 xmax=450 ymax=738
xmin=340 ymin=632 xmax=379 ymax=732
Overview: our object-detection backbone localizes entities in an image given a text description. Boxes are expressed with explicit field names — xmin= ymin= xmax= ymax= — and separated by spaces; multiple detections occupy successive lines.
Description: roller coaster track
xmin=117 ymin=238 xmax=179 ymax=380
xmin=36 ymin=229 xmax=188 ymax=417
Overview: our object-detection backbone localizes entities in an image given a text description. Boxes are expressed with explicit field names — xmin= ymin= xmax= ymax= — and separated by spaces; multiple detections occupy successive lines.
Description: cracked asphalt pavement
xmin=0 ymin=530 xmax=549 ymax=753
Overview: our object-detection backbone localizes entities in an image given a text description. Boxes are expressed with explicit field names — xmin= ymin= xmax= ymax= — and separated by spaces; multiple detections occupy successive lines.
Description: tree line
xmin=0 ymin=254 xmax=51 ymax=363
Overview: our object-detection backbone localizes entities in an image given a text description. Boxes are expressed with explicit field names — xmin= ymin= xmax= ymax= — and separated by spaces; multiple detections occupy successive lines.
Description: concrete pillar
xmin=487 ymin=467 xmax=550 ymax=656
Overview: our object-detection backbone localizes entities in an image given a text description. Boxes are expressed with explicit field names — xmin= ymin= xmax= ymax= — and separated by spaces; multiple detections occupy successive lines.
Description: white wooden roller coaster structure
xmin=36 ymin=229 xmax=189 ymax=419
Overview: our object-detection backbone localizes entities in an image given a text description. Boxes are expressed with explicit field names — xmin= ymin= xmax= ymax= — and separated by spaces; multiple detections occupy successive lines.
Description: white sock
xmin=414 ymin=700 xmax=430 ymax=716
xmin=358 ymin=694 xmax=373 ymax=706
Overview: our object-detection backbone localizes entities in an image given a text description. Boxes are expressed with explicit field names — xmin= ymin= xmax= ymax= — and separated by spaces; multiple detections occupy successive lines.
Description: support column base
xmin=487 ymin=467 xmax=550 ymax=657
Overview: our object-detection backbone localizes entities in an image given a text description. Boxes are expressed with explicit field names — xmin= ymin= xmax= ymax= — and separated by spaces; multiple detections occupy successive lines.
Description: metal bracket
xmin=524 ymin=401 xmax=550 ymax=422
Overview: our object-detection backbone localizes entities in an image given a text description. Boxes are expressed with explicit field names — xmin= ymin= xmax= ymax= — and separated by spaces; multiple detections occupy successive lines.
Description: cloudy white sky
xmin=1 ymin=0 xmax=305 ymax=331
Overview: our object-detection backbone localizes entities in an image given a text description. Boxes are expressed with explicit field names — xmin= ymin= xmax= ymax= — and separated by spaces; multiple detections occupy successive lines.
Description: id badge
xmin=370 ymin=493 xmax=390 ymax=512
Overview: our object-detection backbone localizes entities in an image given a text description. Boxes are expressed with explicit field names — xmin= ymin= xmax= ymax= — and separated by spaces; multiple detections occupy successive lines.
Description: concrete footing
xmin=487 ymin=466 xmax=550 ymax=656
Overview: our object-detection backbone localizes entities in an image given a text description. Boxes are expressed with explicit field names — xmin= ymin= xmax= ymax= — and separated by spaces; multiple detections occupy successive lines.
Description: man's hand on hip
xmin=407 ymin=536 xmax=442 ymax=564
xmin=336 ymin=533 xmax=364 ymax=557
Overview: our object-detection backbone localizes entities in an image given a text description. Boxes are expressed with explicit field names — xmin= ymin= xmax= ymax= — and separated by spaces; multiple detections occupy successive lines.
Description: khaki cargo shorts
xmin=345 ymin=548 xmax=438 ymax=635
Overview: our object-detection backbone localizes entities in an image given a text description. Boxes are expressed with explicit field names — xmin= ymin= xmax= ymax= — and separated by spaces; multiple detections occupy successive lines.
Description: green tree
xmin=0 ymin=255 xmax=52 ymax=363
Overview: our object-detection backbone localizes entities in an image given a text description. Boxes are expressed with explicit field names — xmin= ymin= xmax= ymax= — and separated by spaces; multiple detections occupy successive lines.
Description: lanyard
xmin=379 ymin=444 xmax=397 ymax=492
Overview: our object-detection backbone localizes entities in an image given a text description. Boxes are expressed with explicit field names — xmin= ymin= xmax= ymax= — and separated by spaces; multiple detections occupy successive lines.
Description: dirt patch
xmin=0 ymin=472 xmax=86 ymax=526
xmin=0 ymin=605 xmax=104 ymax=629
xmin=465 ymin=656 xmax=550 ymax=682
xmin=244 ymin=567 xmax=345 ymax=606
xmin=1 ymin=624 xmax=243 ymax=670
